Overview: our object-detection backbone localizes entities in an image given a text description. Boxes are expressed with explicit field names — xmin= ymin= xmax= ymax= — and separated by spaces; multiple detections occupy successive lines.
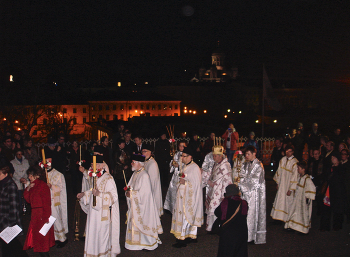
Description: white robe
xmin=80 ymin=172 xmax=120 ymax=257
xmin=285 ymin=174 xmax=316 ymax=233
xmin=125 ymin=168 xmax=162 ymax=250
xmin=204 ymin=158 xmax=232 ymax=231
xmin=144 ymin=157 xmax=163 ymax=216
xmin=271 ymin=156 xmax=298 ymax=222
xmin=235 ymin=158 xmax=266 ymax=244
xmin=48 ymin=168 xmax=68 ymax=242
xmin=201 ymin=152 xmax=215 ymax=198
xmin=164 ymin=151 xmax=183 ymax=213
xmin=171 ymin=161 xmax=204 ymax=240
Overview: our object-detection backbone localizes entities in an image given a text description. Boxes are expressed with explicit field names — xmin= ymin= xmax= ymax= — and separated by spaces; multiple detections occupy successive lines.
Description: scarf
xmin=220 ymin=195 xmax=248 ymax=220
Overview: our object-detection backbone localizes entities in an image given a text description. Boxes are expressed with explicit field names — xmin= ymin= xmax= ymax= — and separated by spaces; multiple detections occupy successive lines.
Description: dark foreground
xmin=4 ymin=171 xmax=350 ymax=257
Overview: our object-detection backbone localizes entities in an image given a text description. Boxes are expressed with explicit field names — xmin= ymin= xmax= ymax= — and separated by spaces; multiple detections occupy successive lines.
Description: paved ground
xmin=6 ymin=171 xmax=350 ymax=257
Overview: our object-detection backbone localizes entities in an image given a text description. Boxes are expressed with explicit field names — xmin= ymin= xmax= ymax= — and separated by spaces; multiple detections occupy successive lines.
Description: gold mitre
xmin=212 ymin=145 xmax=224 ymax=155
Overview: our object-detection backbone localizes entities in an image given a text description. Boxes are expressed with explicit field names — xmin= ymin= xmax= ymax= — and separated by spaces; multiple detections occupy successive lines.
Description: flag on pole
xmin=263 ymin=66 xmax=281 ymax=111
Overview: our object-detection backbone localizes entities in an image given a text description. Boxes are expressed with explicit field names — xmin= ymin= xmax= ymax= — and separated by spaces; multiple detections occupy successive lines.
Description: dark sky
xmin=1 ymin=0 xmax=350 ymax=88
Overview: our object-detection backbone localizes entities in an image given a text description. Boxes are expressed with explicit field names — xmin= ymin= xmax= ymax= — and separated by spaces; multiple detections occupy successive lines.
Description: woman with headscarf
xmin=214 ymin=184 xmax=248 ymax=257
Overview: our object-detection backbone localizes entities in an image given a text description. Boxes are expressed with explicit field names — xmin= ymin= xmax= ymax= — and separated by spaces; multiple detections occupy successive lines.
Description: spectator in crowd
xmin=222 ymin=123 xmax=239 ymax=167
xmin=330 ymin=128 xmax=343 ymax=150
xmin=320 ymin=152 xmax=346 ymax=231
xmin=320 ymin=136 xmax=329 ymax=158
xmin=323 ymin=141 xmax=335 ymax=173
xmin=68 ymin=140 xmax=83 ymax=196
xmin=112 ymin=123 xmax=125 ymax=151
xmin=154 ymin=131 xmax=171 ymax=188
xmin=293 ymin=129 xmax=305 ymax=161
xmin=2 ymin=136 xmax=15 ymax=162
xmin=95 ymin=136 xmax=113 ymax=172
xmin=308 ymin=148 xmax=324 ymax=215
xmin=345 ymin=134 xmax=350 ymax=149
xmin=23 ymin=138 xmax=39 ymax=167
xmin=124 ymin=131 xmax=136 ymax=157
xmin=214 ymin=184 xmax=248 ymax=257
xmin=339 ymin=148 xmax=350 ymax=223
xmin=10 ymin=149 xmax=29 ymax=214
xmin=0 ymin=162 xmax=28 ymax=257
xmin=113 ymin=139 xmax=130 ymax=200
xmin=270 ymin=137 xmax=284 ymax=175
xmin=14 ymin=132 xmax=24 ymax=149
xmin=132 ymin=135 xmax=143 ymax=155
xmin=202 ymin=132 xmax=215 ymax=157
xmin=188 ymin=132 xmax=202 ymax=166
xmin=243 ymin=132 xmax=260 ymax=158
xmin=82 ymin=141 xmax=96 ymax=170
xmin=44 ymin=137 xmax=67 ymax=176
xmin=308 ymin=123 xmax=322 ymax=154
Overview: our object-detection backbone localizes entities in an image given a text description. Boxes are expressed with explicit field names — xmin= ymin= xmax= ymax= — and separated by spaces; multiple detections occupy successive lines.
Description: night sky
xmin=1 ymin=0 xmax=350 ymax=88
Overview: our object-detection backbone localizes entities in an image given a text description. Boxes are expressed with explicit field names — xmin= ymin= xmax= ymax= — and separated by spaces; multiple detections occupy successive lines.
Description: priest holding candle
xmin=77 ymin=155 xmax=120 ymax=257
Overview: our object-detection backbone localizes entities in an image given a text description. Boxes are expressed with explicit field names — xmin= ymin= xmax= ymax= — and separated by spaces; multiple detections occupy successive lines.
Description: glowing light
xmin=9 ymin=75 xmax=13 ymax=82
xmin=3 ymin=118 xmax=6 ymax=121
xmin=184 ymin=132 xmax=187 ymax=135
xmin=227 ymin=109 xmax=230 ymax=112
xmin=140 ymin=111 xmax=144 ymax=114
xmin=189 ymin=110 xmax=192 ymax=113
xmin=255 ymin=120 xmax=259 ymax=123
xmin=222 ymin=73 xmax=227 ymax=76
xmin=224 ymin=115 xmax=227 ymax=118
xmin=239 ymin=111 xmax=242 ymax=114
xmin=204 ymin=110 xmax=207 ymax=113
xmin=274 ymin=120 xmax=277 ymax=123
xmin=17 ymin=128 xmax=21 ymax=131
xmin=184 ymin=107 xmax=187 ymax=109
xmin=184 ymin=110 xmax=188 ymax=113
xmin=145 ymin=82 xmax=148 ymax=84
xmin=193 ymin=111 xmax=196 ymax=114
xmin=135 ymin=110 xmax=138 ymax=113
xmin=15 ymin=120 xmax=19 ymax=124
xmin=118 ymin=82 xmax=121 ymax=87
xmin=205 ymin=73 xmax=209 ymax=76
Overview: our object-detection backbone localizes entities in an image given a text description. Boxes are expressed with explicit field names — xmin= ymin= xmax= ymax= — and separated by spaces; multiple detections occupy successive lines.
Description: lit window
xmin=9 ymin=75 xmax=14 ymax=82
xmin=120 ymin=105 xmax=124 ymax=110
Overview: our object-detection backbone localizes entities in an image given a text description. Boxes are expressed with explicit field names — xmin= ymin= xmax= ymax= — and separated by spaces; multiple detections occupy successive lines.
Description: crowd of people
xmin=0 ymin=122 xmax=349 ymax=257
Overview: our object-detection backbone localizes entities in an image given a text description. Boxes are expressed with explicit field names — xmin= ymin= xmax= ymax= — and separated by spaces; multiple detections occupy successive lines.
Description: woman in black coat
xmin=214 ymin=184 xmax=248 ymax=257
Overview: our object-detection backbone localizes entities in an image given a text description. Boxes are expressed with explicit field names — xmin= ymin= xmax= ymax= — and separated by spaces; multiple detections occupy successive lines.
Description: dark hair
xmin=101 ymin=136 xmax=108 ymax=143
xmin=275 ymin=137 xmax=283 ymax=143
xmin=117 ymin=139 xmax=125 ymax=145
xmin=3 ymin=136 xmax=12 ymax=143
xmin=27 ymin=165 xmax=47 ymax=183
xmin=320 ymin=136 xmax=329 ymax=142
xmin=87 ymin=141 xmax=96 ymax=149
xmin=134 ymin=135 xmax=142 ymax=140
xmin=0 ymin=166 xmax=10 ymax=175
xmin=328 ymin=141 xmax=335 ymax=147
xmin=177 ymin=140 xmax=187 ymax=147
xmin=312 ymin=147 xmax=320 ymax=153
xmin=246 ymin=145 xmax=257 ymax=154
xmin=285 ymin=144 xmax=295 ymax=152
xmin=297 ymin=161 xmax=308 ymax=172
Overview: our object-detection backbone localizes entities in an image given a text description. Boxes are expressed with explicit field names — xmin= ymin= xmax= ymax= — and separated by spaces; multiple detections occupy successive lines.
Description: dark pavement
xmin=8 ymin=171 xmax=350 ymax=257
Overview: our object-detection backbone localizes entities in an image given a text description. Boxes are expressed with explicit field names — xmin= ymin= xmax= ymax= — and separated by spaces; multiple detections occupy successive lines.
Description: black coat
xmin=214 ymin=197 xmax=248 ymax=257
xmin=327 ymin=165 xmax=347 ymax=213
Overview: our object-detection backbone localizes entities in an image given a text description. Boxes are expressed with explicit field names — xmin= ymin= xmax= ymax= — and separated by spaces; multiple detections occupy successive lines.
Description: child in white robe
xmin=285 ymin=161 xmax=316 ymax=234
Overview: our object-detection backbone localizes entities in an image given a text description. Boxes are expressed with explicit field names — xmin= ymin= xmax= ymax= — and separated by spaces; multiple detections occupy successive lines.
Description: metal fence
xmin=35 ymin=137 xmax=287 ymax=165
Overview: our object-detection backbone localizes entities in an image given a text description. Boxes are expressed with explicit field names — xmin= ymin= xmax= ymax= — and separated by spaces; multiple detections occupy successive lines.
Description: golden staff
xmin=41 ymin=149 xmax=49 ymax=183
xmin=93 ymin=156 xmax=97 ymax=207
xmin=73 ymin=199 xmax=80 ymax=241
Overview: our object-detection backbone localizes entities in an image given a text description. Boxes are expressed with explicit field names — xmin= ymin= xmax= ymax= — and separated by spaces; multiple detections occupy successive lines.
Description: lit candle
xmin=93 ymin=156 xmax=96 ymax=173
xmin=42 ymin=149 xmax=46 ymax=164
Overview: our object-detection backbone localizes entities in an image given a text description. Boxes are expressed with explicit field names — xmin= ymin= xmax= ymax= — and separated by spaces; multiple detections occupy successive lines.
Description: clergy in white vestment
xmin=234 ymin=146 xmax=266 ymax=244
xmin=271 ymin=145 xmax=298 ymax=222
xmin=201 ymin=151 xmax=215 ymax=198
xmin=125 ymin=154 xmax=163 ymax=251
xmin=285 ymin=161 xmax=316 ymax=234
xmin=77 ymin=155 xmax=120 ymax=257
xmin=45 ymin=158 xmax=68 ymax=248
xmin=141 ymin=144 xmax=163 ymax=217
xmin=164 ymin=141 xmax=186 ymax=213
xmin=203 ymin=145 xmax=232 ymax=231
xmin=171 ymin=147 xmax=203 ymax=248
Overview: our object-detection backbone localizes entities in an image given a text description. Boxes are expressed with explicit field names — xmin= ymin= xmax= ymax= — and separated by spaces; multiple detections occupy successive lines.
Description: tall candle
xmin=93 ymin=156 xmax=96 ymax=172
xmin=80 ymin=145 xmax=81 ymax=162
xmin=42 ymin=149 xmax=46 ymax=164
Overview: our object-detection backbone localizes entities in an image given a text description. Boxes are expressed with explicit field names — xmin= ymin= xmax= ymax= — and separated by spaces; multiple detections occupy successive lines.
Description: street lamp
xmin=224 ymin=115 xmax=227 ymax=118
xmin=204 ymin=110 xmax=207 ymax=113
xmin=193 ymin=111 xmax=196 ymax=114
